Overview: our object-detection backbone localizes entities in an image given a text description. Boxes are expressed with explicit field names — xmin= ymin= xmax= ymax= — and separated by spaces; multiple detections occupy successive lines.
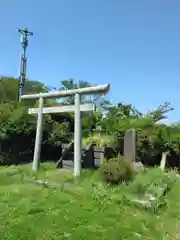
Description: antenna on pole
xmin=18 ymin=28 xmax=33 ymax=101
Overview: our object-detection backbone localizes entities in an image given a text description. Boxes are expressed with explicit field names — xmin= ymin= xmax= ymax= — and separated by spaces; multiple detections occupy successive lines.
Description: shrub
xmin=128 ymin=167 xmax=178 ymax=197
xmin=99 ymin=156 xmax=135 ymax=185
xmin=82 ymin=133 xmax=117 ymax=148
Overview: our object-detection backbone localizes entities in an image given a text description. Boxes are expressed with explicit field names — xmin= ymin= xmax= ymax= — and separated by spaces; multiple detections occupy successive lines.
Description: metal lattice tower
xmin=18 ymin=28 xmax=33 ymax=101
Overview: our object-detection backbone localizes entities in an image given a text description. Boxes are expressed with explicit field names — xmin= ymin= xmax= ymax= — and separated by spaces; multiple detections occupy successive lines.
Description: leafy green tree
xmin=1 ymin=76 xmax=180 ymax=167
xmin=59 ymin=79 xmax=91 ymax=104
xmin=0 ymin=76 xmax=48 ymax=103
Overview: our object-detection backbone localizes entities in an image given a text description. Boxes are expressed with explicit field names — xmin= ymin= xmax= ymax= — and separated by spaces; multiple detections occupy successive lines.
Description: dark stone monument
xmin=123 ymin=129 xmax=136 ymax=162
xmin=82 ymin=145 xmax=95 ymax=169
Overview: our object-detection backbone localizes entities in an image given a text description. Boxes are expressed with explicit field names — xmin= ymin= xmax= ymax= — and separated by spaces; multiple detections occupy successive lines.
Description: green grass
xmin=0 ymin=163 xmax=180 ymax=239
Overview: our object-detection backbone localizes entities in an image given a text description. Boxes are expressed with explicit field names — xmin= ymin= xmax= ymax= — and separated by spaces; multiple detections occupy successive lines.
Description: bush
xmin=99 ymin=156 xmax=135 ymax=185
xmin=128 ymin=167 xmax=178 ymax=197
xmin=0 ymin=102 xmax=71 ymax=165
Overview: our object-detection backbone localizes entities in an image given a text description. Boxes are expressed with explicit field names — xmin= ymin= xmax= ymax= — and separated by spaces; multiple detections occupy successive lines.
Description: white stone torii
xmin=21 ymin=84 xmax=110 ymax=177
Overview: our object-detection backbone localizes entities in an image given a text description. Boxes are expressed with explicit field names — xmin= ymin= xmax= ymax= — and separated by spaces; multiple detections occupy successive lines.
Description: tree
xmin=59 ymin=79 xmax=104 ymax=133
xmin=59 ymin=79 xmax=91 ymax=104
xmin=147 ymin=101 xmax=174 ymax=123
xmin=1 ymin=76 xmax=180 ymax=167
xmin=0 ymin=76 xmax=48 ymax=104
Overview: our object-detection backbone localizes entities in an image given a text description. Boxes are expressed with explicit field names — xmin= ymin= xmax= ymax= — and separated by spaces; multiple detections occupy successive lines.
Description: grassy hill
xmin=0 ymin=163 xmax=180 ymax=239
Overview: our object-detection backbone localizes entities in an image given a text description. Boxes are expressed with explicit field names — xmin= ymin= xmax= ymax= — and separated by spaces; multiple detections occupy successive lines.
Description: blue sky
xmin=0 ymin=0 xmax=180 ymax=122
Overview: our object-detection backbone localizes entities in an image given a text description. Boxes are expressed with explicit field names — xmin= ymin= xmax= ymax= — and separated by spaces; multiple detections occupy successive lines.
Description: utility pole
xmin=18 ymin=28 xmax=33 ymax=101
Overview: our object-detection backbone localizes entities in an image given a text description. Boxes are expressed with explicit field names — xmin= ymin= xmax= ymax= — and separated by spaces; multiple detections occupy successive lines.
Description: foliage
xmin=128 ymin=168 xmax=178 ymax=197
xmin=48 ymin=121 xmax=72 ymax=146
xmin=0 ymin=100 xmax=72 ymax=164
xmin=82 ymin=133 xmax=116 ymax=147
xmin=1 ymin=77 xmax=180 ymax=166
xmin=99 ymin=157 xmax=135 ymax=185
xmin=0 ymin=78 xmax=78 ymax=164
xmin=97 ymin=101 xmax=180 ymax=165
xmin=0 ymin=76 xmax=48 ymax=103
xmin=59 ymin=79 xmax=91 ymax=104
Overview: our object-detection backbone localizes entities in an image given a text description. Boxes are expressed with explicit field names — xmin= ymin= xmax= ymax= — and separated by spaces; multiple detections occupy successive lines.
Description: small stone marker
xmin=124 ymin=129 xmax=136 ymax=161
xmin=132 ymin=161 xmax=144 ymax=172
xmin=160 ymin=152 xmax=168 ymax=170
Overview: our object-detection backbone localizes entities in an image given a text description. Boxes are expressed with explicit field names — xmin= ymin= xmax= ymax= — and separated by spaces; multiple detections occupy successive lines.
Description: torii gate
xmin=21 ymin=84 xmax=110 ymax=177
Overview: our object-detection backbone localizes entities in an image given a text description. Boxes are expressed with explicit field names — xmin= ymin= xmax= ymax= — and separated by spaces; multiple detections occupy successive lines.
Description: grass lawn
xmin=0 ymin=163 xmax=180 ymax=239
